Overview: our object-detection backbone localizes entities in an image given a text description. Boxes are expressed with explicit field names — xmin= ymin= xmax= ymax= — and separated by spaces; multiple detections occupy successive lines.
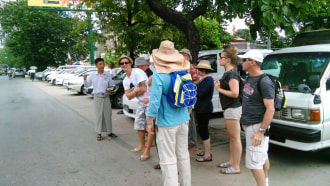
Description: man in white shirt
xmin=84 ymin=58 xmax=116 ymax=141
xmin=119 ymin=55 xmax=152 ymax=161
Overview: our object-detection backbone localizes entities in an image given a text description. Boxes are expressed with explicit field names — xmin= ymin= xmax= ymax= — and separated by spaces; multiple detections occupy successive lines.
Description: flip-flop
xmin=196 ymin=151 xmax=205 ymax=156
xmin=131 ymin=148 xmax=145 ymax=152
xmin=139 ymin=155 xmax=150 ymax=161
xmin=96 ymin=135 xmax=103 ymax=141
xmin=196 ymin=156 xmax=212 ymax=162
xmin=220 ymin=167 xmax=240 ymax=174
xmin=108 ymin=133 xmax=117 ymax=138
xmin=154 ymin=164 xmax=161 ymax=169
xmin=217 ymin=161 xmax=231 ymax=168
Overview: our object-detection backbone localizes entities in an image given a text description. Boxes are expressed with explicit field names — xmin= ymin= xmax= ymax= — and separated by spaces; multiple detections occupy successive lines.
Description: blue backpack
xmin=165 ymin=71 xmax=197 ymax=108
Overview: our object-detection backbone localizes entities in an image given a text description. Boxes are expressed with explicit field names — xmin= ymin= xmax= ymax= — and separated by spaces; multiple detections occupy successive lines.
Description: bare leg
xmin=196 ymin=138 xmax=211 ymax=161
xmin=131 ymin=130 xmax=145 ymax=152
xmin=264 ymin=159 xmax=270 ymax=185
xmin=224 ymin=119 xmax=242 ymax=172
xmin=252 ymin=169 xmax=266 ymax=186
xmin=141 ymin=133 xmax=154 ymax=159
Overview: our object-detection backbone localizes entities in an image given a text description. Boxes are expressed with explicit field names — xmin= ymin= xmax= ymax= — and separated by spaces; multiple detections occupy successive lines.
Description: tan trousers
xmin=157 ymin=122 xmax=191 ymax=186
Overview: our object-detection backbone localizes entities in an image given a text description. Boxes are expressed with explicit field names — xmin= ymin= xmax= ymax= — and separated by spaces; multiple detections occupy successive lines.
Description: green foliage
xmin=247 ymin=0 xmax=328 ymax=43
xmin=234 ymin=29 xmax=252 ymax=42
xmin=0 ymin=0 xmax=90 ymax=69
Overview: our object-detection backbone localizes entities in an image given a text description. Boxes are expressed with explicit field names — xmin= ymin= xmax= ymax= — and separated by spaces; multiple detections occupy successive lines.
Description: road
xmin=0 ymin=76 xmax=329 ymax=186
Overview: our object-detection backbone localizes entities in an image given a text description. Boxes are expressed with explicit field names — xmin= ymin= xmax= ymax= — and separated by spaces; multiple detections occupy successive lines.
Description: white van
xmin=261 ymin=43 xmax=330 ymax=151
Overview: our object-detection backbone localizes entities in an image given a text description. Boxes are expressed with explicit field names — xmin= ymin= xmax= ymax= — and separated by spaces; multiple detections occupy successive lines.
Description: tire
xmin=80 ymin=85 xmax=87 ymax=95
xmin=113 ymin=92 xmax=124 ymax=109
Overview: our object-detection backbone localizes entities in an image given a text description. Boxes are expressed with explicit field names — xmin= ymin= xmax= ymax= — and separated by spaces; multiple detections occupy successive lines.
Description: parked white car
xmin=67 ymin=69 xmax=97 ymax=95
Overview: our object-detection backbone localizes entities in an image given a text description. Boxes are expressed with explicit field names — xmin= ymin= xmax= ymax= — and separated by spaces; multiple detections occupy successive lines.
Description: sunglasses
xmin=119 ymin=61 xmax=130 ymax=65
xmin=220 ymin=56 xmax=228 ymax=59
xmin=242 ymin=58 xmax=253 ymax=62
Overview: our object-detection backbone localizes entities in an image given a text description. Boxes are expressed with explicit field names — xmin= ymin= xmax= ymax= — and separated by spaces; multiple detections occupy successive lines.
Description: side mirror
xmin=308 ymin=74 xmax=320 ymax=89
xmin=326 ymin=78 xmax=330 ymax=91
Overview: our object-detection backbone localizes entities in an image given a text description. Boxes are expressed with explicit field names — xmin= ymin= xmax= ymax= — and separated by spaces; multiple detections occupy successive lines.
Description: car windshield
xmin=262 ymin=52 xmax=330 ymax=93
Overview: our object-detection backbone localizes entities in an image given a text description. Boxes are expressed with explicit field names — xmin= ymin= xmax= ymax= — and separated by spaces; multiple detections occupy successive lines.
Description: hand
xmin=83 ymin=73 xmax=88 ymax=80
xmin=214 ymin=80 xmax=220 ymax=88
xmin=106 ymin=87 xmax=113 ymax=93
xmin=146 ymin=124 xmax=154 ymax=135
xmin=141 ymin=98 xmax=149 ymax=104
xmin=250 ymin=131 xmax=264 ymax=147
xmin=148 ymin=75 xmax=152 ymax=85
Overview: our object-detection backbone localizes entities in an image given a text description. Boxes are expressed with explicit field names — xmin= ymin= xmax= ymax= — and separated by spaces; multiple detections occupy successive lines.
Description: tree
xmin=146 ymin=0 xmax=327 ymax=61
xmin=234 ymin=29 xmax=252 ymax=42
xmin=0 ymin=0 xmax=91 ymax=69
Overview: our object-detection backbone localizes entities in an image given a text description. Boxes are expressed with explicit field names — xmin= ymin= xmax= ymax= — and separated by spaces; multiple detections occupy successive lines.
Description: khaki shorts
xmin=223 ymin=106 xmax=242 ymax=120
xmin=245 ymin=123 xmax=269 ymax=170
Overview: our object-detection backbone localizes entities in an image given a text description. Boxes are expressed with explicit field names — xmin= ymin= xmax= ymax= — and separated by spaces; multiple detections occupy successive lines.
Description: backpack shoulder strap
xmin=257 ymin=73 xmax=269 ymax=97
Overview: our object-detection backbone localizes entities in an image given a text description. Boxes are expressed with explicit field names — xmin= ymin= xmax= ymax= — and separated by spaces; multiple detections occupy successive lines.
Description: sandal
xmin=196 ymin=155 xmax=212 ymax=162
xmin=154 ymin=164 xmax=161 ymax=169
xmin=220 ymin=167 xmax=240 ymax=174
xmin=108 ymin=133 xmax=117 ymax=138
xmin=139 ymin=155 xmax=150 ymax=161
xmin=196 ymin=151 xmax=205 ymax=156
xmin=96 ymin=134 xmax=103 ymax=141
xmin=217 ymin=161 xmax=231 ymax=168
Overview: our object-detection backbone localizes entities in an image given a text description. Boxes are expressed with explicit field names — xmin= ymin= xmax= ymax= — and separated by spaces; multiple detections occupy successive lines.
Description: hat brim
xmin=152 ymin=53 xmax=190 ymax=74
xmin=195 ymin=64 xmax=214 ymax=71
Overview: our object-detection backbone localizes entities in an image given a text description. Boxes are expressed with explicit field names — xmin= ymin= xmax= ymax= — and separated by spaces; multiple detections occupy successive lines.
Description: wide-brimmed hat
xmin=179 ymin=48 xmax=192 ymax=61
xmin=117 ymin=54 xmax=133 ymax=66
xmin=238 ymin=50 xmax=264 ymax=63
xmin=195 ymin=60 xmax=214 ymax=71
xmin=135 ymin=57 xmax=149 ymax=66
xmin=152 ymin=40 xmax=190 ymax=74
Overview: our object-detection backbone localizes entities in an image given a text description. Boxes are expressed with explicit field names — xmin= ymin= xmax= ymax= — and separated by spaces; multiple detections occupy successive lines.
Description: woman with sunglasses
xmin=214 ymin=46 xmax=242 ymax=174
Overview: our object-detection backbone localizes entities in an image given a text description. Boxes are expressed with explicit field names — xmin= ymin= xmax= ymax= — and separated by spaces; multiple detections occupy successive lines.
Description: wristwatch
xmin=259 ymin=128 xmax=266 ymax=134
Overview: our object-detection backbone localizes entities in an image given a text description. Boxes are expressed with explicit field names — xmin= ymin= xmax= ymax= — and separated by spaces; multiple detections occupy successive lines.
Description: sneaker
xmin=188 ymin=145 xmax=197 ymax=149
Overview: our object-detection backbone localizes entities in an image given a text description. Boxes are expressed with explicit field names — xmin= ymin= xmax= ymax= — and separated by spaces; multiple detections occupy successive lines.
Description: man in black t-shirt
xmin=239 ymin=50 xmax=275 ymax=186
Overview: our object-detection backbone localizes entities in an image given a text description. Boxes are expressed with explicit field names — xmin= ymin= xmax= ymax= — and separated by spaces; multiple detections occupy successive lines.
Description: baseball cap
xmin=238 ymin=49 xmax=264 ymax=63
xmin=141 ymin=54 xmax=150 ymax=60
xmin=135 ymin=57 xmax=149 ymax=66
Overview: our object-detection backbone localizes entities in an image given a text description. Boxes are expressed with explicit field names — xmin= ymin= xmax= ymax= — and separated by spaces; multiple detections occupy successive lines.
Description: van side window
xmin=197 ymin=54 xmax=217 ymax=72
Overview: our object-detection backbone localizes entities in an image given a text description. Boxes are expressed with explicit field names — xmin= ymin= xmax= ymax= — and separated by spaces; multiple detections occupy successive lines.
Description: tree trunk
xmin=146 ymin=0 xmax=208 ymax=64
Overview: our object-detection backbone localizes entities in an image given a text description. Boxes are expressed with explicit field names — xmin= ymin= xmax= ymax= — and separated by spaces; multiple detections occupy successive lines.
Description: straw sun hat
xmin=152 ymin=40 xmax=190 ymax=73
xmin=195 ymin=60 xmax=214 ymax=71
xmin=117 ymin=54 xmax=133 ymax=66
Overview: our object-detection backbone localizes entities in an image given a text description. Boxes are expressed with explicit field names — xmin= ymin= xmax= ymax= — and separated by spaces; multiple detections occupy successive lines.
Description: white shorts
xmin=223 ymin=106 xmax=242 ymax=120
xmin=245 ymin=123 xmax=269 ymax=170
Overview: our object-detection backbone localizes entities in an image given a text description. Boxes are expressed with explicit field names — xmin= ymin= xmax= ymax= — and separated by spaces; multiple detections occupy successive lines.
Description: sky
xmin=225 ymin=17 xmax=248 ymax=35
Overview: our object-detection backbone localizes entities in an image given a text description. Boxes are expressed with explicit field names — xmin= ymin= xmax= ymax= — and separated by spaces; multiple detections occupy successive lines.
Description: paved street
xmin=1 ymin=76 xmax=329 ymax=186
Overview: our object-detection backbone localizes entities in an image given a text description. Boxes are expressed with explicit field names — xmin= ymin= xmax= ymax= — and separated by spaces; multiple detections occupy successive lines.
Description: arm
xmin=251 ymin=98 xmax=275 ymax=147
xmin=83 ymin=74 xmax=92 ymax=87
xmin=215 ymin=78 xmax=239 ymax=98
xmin=124 ymin=80 xmax=147 ymax=100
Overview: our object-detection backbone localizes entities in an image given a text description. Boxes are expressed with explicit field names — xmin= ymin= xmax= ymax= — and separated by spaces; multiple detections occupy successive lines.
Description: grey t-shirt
xmin=241 ymin=74 xmax=275 ymax=126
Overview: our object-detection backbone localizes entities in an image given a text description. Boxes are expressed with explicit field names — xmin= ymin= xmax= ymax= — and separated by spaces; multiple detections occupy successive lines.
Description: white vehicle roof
xmin=270 ymin=44 xmax=330 ymax=55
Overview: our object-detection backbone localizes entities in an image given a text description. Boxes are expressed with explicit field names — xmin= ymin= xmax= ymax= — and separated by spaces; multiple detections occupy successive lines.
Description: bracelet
xmin=146 ymin=122 xmax=153 ymax=126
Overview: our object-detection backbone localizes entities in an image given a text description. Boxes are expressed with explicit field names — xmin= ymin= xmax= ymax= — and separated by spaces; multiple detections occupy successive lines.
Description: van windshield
xmin=262 ymin=52 xmax=330 ymax=93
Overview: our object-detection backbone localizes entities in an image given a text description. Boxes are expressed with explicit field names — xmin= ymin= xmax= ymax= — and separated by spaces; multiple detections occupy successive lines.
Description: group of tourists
xmin=83 ymin=40 xmax=274 ymax=186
